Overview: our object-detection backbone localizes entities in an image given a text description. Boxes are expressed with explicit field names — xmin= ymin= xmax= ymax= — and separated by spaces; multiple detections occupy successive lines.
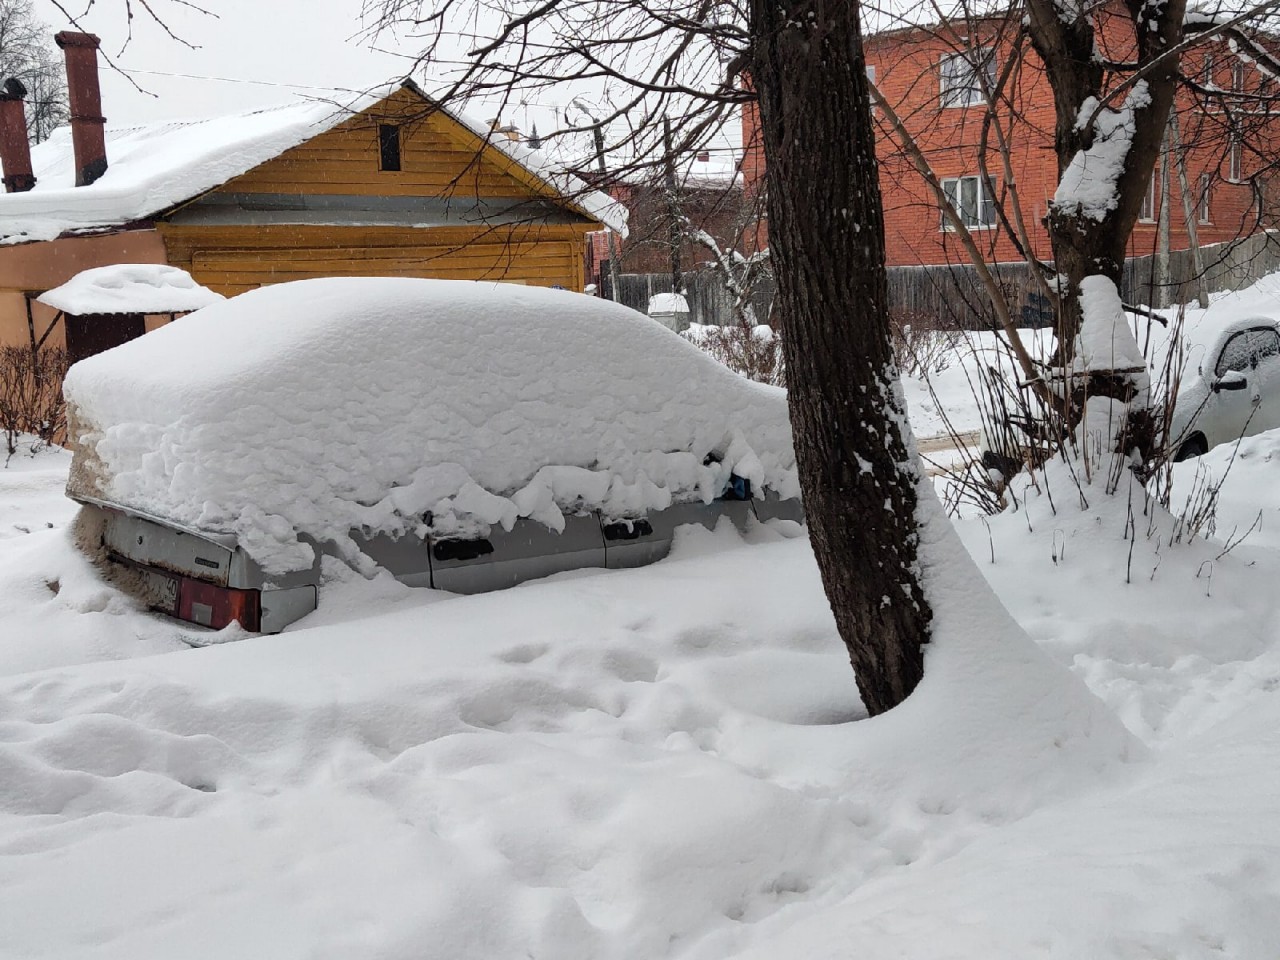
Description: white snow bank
xmin=64 ymin=278 xmax=796 ymax=573
xmin=732 ymin=693 xmax=1280 ymax=960
xmin=38 ymin=264 xmax=224 ymax=316
xmin=727 ymin=436 xmax=1280 ymax=958
xmin=1052 ymin=81 xmax=1150 ymax=222
xmin=0 ymin=507 xmax=1134 ymax=960
xmin=1074 ymin=275 xmax=1148 ymax=373
xmin=829 ymin=475 xmax=1140 ymax=811
xmin=7 ymin=394 xmax=1280 ymax=958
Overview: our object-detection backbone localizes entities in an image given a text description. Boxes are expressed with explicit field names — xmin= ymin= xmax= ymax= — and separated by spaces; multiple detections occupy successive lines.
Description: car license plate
xmin=140 ymin=568 xmax=179 ymax=614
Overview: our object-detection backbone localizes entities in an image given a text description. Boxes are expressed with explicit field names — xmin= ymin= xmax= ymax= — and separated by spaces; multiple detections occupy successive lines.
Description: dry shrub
xmin=1 ymin=346 xmax=69 ymax=459
xmin=683 ymin=322 xmax=786 ymax=386
xmin=890 ymin=308 xmax=964 ymax=378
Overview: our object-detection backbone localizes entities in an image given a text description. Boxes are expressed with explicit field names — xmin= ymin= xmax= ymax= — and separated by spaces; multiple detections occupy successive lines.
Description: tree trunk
xmin=749 ymin=0 xmax=932 ymax=715
xmin=1026 ymin=0 xmax=1184 ymax=333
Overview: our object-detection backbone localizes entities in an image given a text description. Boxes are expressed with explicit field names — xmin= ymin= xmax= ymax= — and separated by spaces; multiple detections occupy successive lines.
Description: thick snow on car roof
xmin=64 ymin=278 xmax=796 ymax=573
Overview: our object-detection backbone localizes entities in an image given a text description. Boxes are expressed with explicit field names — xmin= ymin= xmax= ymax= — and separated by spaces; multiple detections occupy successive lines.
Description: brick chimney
xmin=0 ymin=78 xmax=36 ymax=193
xmin=55 ymin=31 xmax=107 ymax=186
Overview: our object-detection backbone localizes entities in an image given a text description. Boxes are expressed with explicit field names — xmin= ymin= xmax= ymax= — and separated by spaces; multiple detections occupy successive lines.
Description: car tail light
xmin=178 ymin=577 xmax=261 ymax=632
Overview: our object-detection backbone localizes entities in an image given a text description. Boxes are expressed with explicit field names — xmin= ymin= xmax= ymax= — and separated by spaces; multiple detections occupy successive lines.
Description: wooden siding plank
xmin=192 ymin=257 xmax=575 ymax=277
xmin=180 ymin=223 xmax=581 ymax=293
xmin=190 ymin=242 xmax=566 ymax=262
xmin=216 ymin=100 xmax=548 ymax=202
xmin=159 ymin=222 xmax=593 ymax=254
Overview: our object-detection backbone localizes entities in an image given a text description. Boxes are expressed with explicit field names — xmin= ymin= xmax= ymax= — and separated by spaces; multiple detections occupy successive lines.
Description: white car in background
xmin=1169 ymin=316 xmax=1280 ymax=461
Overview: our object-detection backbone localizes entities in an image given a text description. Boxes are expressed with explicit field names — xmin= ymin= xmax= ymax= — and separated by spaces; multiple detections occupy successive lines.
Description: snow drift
xmin=63 ymin=278 xmax=797 ymax=573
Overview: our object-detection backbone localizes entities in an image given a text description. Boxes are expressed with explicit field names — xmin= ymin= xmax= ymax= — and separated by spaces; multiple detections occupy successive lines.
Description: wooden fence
xmin=603 ymin=271 xmax=775 ymax=328
xmin=875 ymin=231 xmax=1280 ymax=327
xmin=609 ymin=231 xmax=1280 ymax=329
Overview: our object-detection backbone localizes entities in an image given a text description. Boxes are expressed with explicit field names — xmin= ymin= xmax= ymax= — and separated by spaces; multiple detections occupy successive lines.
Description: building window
xmin=1199 ymin=173 xmax=1212 ymax=223
xmin=940 ymin=49 xmax=995 ymax=107
xmin=1232 ymin=62 xmax=1246 ymax=93
xmin=378 ymin=124 xmax=402 ymax=171
xmin=941 ymin=175 xmax=997 ymax=229
xmin=1202 ymin=55 xmax=1215 ymax=86
xmin=1229 ymin=135 xmax=1243 ymax=182
xmin=1139 ymin=173 xmax=1157 ymax=221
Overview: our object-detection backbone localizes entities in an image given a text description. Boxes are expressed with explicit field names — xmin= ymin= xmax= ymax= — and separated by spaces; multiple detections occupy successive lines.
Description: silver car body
xmin=76 ymin=487 xmax=803 ymax=634
xmin=1169 ymin=316 xmax=1280 ymax=458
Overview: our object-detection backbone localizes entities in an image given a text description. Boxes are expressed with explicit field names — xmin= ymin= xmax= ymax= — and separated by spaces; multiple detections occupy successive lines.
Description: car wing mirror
xmin=1213 ymin=370 xmax=1248 ymax=392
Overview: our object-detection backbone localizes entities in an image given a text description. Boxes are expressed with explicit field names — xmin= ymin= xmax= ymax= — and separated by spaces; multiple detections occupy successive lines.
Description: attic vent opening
xmin=378 ymin=124 xmax=401 ymax=172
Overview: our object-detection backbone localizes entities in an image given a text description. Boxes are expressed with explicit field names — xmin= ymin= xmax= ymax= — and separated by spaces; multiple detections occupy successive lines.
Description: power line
xmin=119 ymin=68 xmax=365 ymax=92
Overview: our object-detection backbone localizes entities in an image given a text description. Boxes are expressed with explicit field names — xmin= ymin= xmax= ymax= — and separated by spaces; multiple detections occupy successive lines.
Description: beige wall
xmin=0 ymin=230 xmax=169 ymax=351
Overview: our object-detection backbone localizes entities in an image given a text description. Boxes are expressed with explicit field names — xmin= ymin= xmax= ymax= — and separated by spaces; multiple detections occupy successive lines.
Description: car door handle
xmin=602 ymin=519 xmax=653 ymax=541
xmin=433 ymin=538 xmax=495 ymax=562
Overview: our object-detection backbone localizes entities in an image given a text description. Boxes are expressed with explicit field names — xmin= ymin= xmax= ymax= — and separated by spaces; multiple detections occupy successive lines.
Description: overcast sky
xmin=30 ymin=0 xmax=742 ymax=163
xmin=32 ymin=0 xmax=491 ymax=123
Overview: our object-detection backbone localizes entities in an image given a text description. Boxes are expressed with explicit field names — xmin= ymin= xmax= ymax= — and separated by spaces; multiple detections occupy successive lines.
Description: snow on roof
xmin=442 ymin=104 xmax=629 ymax=237
xmin=615 ymin=152 xmax=743 ymax=189
xmin=0 ymin=81 xmax=626 ymax=246
xmin=38 ymin=264 xmax=224 ymax=315
xmin=64 ymin=278 xmax=794 ymax=574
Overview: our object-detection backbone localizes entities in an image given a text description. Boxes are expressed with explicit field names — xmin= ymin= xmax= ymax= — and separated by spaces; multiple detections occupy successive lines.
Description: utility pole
xmin=663 ymin=117 xmax=682 ymax=298
xmin=590 ymin=125 xmax=623 ymax=303
xmin=569 ymin=99 xmax=623 ymax=302
xmin=1170 ymin=111 xmax=1210 ymax=309
xmin=1156 ymin=133 xmax=1172 ymax=308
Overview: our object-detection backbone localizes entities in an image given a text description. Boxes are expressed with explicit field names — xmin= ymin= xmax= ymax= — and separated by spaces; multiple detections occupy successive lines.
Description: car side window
xmin=1250 ymin=329 xmax=1280 ymax=364
xmin=1216 ymin=332 xmax=1254 ymax=376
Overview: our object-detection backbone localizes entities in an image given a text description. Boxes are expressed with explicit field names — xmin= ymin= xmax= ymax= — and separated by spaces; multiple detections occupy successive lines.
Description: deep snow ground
xmin=9 ymin=262 xmax=1280 ymax=956
xmin=3 ymin=432 xmax=1280 ymax=957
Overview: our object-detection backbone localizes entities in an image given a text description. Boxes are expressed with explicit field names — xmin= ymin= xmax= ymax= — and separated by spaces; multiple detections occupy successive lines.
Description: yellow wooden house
xmin=0 ymin=78 xmax=625 ymax=355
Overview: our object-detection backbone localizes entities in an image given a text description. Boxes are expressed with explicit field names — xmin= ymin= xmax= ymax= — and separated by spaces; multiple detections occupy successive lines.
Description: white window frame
xmin=1139 ymin=173 xmax=1157 ymax=222
xmin=941 ymin=174 xmax=997 ymax=230
xmin=1198 ymin=173 xmax=1213 ymax=224
xmin=940 ymin=49 xmax=995 ymax=108
xmin=1229 ymin=135 xmax=1243 ymax=182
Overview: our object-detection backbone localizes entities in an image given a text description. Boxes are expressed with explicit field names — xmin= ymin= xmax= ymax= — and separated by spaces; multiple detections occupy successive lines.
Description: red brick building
xmin=583 ymin=156 xmax=749 ymax=294
xmin=742 ymin=16 xmax=1273 ymax=269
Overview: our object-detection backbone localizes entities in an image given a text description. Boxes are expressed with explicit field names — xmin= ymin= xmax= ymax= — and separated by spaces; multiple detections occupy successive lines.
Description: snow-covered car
xmin=1168 ymin=316 xmax=1280 ymax=461
xmin=63 ymin=278 xmax=801 ymax=633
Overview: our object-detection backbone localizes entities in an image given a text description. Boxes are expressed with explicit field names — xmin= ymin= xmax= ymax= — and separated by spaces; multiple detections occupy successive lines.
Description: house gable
xmin=165 ymin=86 xmax=592 ymax=230
xmin=154 ymin=87 xmax=596 ymax=295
